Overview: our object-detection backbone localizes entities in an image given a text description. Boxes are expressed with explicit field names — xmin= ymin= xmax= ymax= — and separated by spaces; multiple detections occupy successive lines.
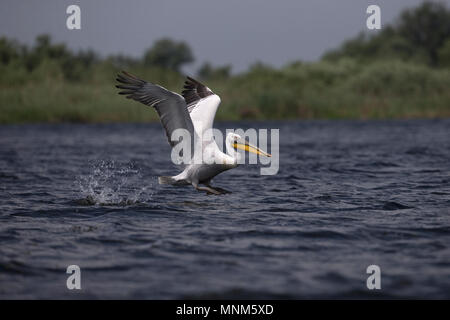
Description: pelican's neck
xmin=225 ymin=136 xmax=240 ymax=164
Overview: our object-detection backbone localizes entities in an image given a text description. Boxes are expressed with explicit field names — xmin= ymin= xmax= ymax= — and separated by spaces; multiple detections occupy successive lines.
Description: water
xmin=0 ymin=120 xmax=449 ymax=299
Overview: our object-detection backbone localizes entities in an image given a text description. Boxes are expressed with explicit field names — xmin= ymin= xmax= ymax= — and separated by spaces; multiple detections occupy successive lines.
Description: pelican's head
xmin=226 ymin=133 xmax=271 ymax=158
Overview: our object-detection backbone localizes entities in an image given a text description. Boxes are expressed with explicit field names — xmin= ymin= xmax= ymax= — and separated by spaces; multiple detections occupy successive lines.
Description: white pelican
xmin=116 ymin=71 xmax=271 ymax=195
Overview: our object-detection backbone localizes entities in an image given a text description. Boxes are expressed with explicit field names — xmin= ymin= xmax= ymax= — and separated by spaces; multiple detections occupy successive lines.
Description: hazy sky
xmin=1 ymin=0 xmax=448 ymax=73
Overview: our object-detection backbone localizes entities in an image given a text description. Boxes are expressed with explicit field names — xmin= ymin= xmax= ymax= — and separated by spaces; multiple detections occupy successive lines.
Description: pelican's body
xmin=116 ymin=72 xmax=270 ymax=194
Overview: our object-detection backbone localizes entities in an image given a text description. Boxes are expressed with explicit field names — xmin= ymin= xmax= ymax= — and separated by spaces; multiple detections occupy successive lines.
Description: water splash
xmin=75 ymin=160 xmax=153 ymax=206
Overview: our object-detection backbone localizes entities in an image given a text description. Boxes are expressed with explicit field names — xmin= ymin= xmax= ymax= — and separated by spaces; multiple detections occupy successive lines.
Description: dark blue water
xmin=0 ymin=120 xmax=449 ymax=299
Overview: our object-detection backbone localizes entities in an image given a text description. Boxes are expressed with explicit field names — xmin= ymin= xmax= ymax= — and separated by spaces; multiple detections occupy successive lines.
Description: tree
xmin=143 ymin=38 xmax=194 ymax=72
xmin=0 ymin=37 xmax=22 ymax=65
xmin=197 ymin=62 xmax=231 ymax=80
xmin=322 ymin=2 xmax=450 ymax=66
xmin=397 ymin=1 xmax=450 ymax=65
xmin=438 ymin=38 xmax=450 ymax=67
xmin=107 ymin=54 xmax=140 ymax=69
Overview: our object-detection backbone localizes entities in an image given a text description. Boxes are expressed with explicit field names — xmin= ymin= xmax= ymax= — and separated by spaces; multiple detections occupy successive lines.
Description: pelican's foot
xmin=193 ymin=183 xmax=232 ymax=195
xmin=194 ymin=185 xmax=222 ymax=195
xmin=204 ymin=184 xmax=232 ymax=195
xmin=213 ymin=187 xmax=232 ymax=194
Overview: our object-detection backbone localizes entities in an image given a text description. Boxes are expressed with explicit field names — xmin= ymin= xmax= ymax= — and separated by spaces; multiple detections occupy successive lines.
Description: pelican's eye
xmin=231 ymin=137 xmax=239 ymax=149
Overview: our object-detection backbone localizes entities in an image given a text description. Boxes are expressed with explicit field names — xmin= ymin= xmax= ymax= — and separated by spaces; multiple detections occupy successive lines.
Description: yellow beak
xmin=232 ymin=142 xmax=271 ymax=157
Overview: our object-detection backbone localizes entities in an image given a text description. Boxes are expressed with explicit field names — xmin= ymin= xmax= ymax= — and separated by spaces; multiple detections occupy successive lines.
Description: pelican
xmin=116 ymin=71 xmax=271 ymax=195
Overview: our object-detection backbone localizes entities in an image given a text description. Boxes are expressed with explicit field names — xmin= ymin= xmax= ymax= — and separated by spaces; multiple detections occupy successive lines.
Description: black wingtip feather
xmin=181 ymin=76 xmax=214 ymax=107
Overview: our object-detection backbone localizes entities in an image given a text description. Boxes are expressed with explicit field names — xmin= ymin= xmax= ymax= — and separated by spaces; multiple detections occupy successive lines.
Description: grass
xmin=1 ymin=58 xmax=449 ymax=124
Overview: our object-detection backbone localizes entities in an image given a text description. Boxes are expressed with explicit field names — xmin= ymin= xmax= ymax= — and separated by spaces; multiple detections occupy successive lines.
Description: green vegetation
xmin=0 ymin=2 xmax=449 ymax=123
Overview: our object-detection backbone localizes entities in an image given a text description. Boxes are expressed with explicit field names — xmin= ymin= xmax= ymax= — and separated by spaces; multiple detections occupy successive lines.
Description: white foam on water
xmin=75 ymin=160 xmax=153 ymax=205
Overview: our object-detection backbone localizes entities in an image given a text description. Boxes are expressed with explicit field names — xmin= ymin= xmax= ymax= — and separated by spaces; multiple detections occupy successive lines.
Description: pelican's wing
xmin=181 ymin=77 xmax=221 ymax=135
xmin=182 ymin=76 xmax=216 ymax=112
xmin=116 ymin=71 xmax=195 ymax=150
